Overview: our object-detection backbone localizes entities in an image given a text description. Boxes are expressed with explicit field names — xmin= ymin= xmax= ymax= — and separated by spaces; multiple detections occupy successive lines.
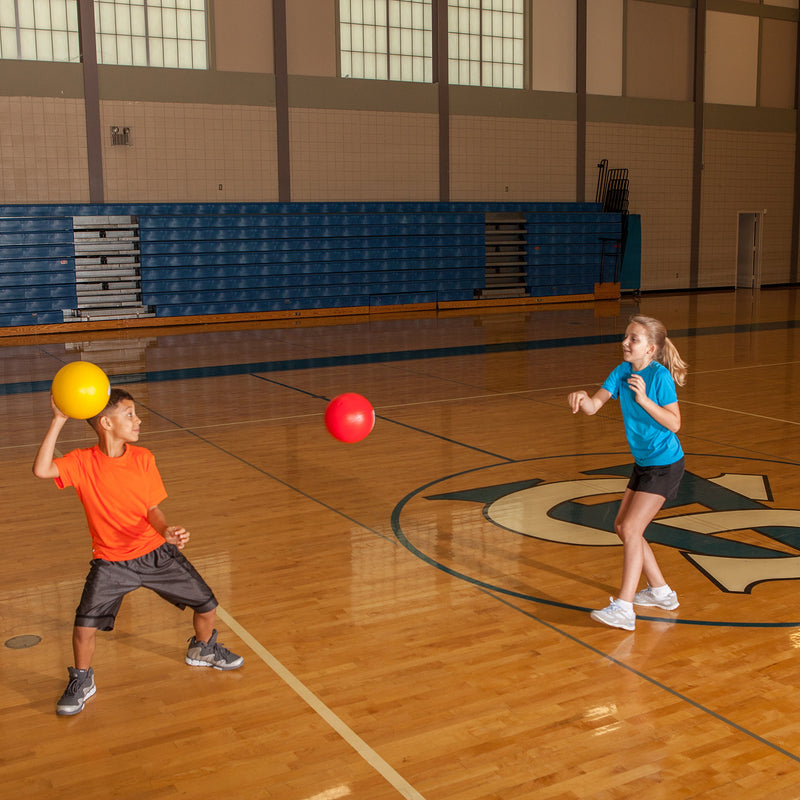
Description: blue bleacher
xmin=0 ymin=212 xmax=77 ymax=324
xmin=0 ymin=201 xmax=621 ymax=323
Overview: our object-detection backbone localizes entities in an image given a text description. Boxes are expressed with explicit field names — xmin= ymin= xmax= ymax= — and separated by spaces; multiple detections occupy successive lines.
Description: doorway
xmin=736 ymin=212 xmax=763 ymax=289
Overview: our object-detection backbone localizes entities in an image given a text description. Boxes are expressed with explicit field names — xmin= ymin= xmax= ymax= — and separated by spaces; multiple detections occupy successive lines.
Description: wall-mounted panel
xmin=626 ymin=1 xmax=694 ymax=102
xmin=587 ymin=0 xmax=623 ymax=96
xmin=287 ymin=0 xmax=337 ymax=77
xmin=705 ymin=11 xmax=759 ymax=106
xmin=760 ymin=18 xmax=797 ymax=109
xmin=213 ymin=0 xmax=273 ymax=74
xmin=532 ymin=0 xmax=576 ymax=93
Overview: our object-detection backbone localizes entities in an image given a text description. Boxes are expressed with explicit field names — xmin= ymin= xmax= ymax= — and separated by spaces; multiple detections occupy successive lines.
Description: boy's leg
xmin=185 ymin=631 xmax=244 ymax=670
xmin=193 ymin=608 xmax=216 ymax=644
xmin=73 ymin=625 xmax=97 ymax=670
xmin=186 ymin=609 xmax=243 ymax=670
xmin=188 ymin=607 xmax=246 ymax=669
xmin=57 ymin=626 xmax=98 ymax=715
xmin=58 ymin=560 xmax=130 ymax=715
xmin=137 ymin=544 xmax=243 ymax=669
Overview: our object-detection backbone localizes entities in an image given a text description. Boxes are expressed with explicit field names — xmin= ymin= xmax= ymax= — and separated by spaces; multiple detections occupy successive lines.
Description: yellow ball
xmin=51 ymin=361 xmax=111 ymax=419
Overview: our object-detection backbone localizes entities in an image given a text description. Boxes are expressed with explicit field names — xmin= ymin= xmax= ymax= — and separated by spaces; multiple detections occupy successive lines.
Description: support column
xmin=690 ymin=1 xmax=706 ymax=288
xmin=77 ymin=0 xmax=103 ymax=203
xmin=434 ymin=0 xmax=450 ymax=202
xmin=791 ymin=10 xmax=800 ymax=283
xmin=273 ymin=0 xmax=291 ymax=202
xmin=576 ymin=0 xmax=586 ymax=203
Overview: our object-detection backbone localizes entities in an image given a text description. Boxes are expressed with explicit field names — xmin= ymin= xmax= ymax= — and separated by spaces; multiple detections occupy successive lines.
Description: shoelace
xmin=607 ymin=599 xmax=631 ymax=615
xmin=208 ymin=641 xmax=233 ymax=661
xmin=65 ymin=675 xmax=87 ymax=696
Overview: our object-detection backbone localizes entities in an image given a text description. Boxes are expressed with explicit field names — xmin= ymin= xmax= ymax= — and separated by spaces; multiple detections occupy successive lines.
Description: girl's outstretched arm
xmin=568 ymin=388 xmax=611 ymax=415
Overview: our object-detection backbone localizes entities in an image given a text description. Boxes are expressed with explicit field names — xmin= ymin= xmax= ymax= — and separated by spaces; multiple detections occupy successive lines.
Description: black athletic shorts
xmin=74 ymin=543 xmax=218 ymax=631
xmin=627 ymin=457 xmax=685 ymax=501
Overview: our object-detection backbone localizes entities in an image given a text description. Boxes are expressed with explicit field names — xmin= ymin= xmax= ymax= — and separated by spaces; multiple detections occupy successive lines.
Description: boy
xmin=33 ymin=387 xmax=243 ymax=716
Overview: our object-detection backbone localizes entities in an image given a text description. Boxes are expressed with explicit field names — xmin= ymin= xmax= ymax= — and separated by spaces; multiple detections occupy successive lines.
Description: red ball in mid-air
xmin=324 ymin=393 xmax=375 ymax=443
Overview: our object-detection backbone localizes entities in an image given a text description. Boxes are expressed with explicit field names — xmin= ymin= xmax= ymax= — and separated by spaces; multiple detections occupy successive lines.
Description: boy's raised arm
xmin=32 ymin=397 xmax=68 ymax=480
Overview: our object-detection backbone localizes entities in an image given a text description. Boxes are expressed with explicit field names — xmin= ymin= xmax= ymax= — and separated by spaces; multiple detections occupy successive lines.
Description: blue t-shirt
xmin=601 ymin=360 xmax=683 ymax=466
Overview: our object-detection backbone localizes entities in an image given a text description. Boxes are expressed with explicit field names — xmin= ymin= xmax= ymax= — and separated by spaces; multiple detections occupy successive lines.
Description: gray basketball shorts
xmin=74 ymin=543 xmax=218 ymax=631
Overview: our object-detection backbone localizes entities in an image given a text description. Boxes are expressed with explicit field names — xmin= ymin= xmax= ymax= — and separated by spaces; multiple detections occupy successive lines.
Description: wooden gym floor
xmin=3 ymin=287 xmax=800 ymax=799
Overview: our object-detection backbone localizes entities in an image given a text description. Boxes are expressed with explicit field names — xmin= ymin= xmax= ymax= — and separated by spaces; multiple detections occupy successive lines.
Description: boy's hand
xmin=164 ymin=525 xmax=190 ymax=550
xmin=50 ymin=393 xmax=69 ymax=421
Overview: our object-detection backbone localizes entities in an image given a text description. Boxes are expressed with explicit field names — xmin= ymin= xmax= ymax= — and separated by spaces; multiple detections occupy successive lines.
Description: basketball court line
xmin=141 ymin=402 xmax=400 ymax=544
xmin=215 ymin=606 xmax=428 ymax=800
xmin=389 ymin=458 xmax=800 ymax=628
xmin=8 ymin=316 xmax=800 ymax=398
xmin=482 ymin=590 xmax=800 ymax=765
xmin=680 ymin=399 xmax=800 ymax=426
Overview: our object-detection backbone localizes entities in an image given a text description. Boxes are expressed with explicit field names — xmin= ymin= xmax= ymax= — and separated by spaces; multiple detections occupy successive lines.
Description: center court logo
xmin=390 ymin=453 xmax=800 ymax=627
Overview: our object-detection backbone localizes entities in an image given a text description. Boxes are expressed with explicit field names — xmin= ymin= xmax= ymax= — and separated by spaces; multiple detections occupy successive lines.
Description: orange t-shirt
xmin=54 ymin=444 xmax=168 ymax=561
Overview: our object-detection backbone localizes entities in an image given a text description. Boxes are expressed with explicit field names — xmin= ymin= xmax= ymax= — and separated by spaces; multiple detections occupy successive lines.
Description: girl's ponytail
xmin=661 ymin=336 xmax=688 ymax=387
xmin=629 ymin=315 xmax=688 ymax=387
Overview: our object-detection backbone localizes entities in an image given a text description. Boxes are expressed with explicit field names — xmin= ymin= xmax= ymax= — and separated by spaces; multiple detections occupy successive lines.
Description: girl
xmin=567 ymin=315 xmax=688 ymax=631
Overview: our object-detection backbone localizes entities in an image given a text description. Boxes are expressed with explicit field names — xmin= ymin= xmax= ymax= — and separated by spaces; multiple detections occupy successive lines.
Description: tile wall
xmin=450 ymin=116 xmax=576 ymax=201
xmin=289 ymin=108 xmax=439 ymax=201
xmin=100 ymin=101 xmax=279 ymax=202
xmin=586 ymin=122 xmax=695 ymax=291
xmin=0 ymin=96 xmax=90 ymax=203
xmin=701 ymin=129 xmax=795 ymax=287
xmin=1 ymin=97 xmax=796 ymax=291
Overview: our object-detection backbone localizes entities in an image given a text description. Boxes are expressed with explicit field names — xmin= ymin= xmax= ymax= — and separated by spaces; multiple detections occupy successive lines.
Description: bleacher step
xmin=70 ymin=215 xmax=152 ymax=322
xmin=479 ymin=212 xmax=529 ymax=300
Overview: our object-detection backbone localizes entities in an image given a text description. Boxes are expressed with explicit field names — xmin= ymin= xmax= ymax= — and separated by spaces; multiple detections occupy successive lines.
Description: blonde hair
xmin=629 ymin=315 xmax=688 ymax=387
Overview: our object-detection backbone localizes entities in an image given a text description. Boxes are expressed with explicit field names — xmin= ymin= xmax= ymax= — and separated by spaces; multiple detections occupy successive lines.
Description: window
xmin=95 ymin=0 xmax=207 ymax=68
xmin=0 ymin=0 xmax=80 ymax=62
xmin=449 ymin=0 xmax=524 ymax=89
xmin=0 ymin=0 xmax=207 ymax=68
xmin=340 ymin=0 xmax=432 ymax=82
xmin=339 ymin=0 xmax=524 ymax=88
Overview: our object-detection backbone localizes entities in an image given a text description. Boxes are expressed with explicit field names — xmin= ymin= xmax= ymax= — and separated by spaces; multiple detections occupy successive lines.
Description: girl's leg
xmin=641 ymin=539 xmax=669 ymax=590
xmin=614 ymin=489 xmax=666 ymax=602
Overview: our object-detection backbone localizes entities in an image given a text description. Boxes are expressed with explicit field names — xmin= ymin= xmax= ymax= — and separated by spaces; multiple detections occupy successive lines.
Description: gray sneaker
xmin=633 ymin=586 xmax=680 ymax=610
xmin=590 ymin=598 xmax=636 ymax=631
xmin=56 ymin=667 xmax=96 ymax=715
xmin=185 ymin=629 xmax=243 ymax=670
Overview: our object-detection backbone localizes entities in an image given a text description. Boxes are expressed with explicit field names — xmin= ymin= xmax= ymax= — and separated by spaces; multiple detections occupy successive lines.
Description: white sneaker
xmin=590 ymin=598 xmax=635 ymax=631
xmin=633 ymin=586 xmax=679 ymax=611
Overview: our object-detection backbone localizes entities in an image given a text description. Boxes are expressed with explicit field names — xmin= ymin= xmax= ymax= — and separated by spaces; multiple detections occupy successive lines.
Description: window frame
xmin=0 ymin=0 xmax=208 ymax=69
xmin=338 ymin=0 xmax=526 ymax=89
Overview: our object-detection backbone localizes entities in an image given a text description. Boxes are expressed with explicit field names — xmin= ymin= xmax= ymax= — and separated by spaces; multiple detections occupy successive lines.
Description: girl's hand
xmin=568 ymin=391 xmax=588 ymax=414
xmin=164 ymin=526 xmax=190 ymax=550
xmin=627 ymin=374 xmax=647 ymax=404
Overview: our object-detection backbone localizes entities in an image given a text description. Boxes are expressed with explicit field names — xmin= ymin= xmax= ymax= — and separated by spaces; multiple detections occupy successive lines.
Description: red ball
xmin=325 ymin=393 xmax=375 ymax=443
